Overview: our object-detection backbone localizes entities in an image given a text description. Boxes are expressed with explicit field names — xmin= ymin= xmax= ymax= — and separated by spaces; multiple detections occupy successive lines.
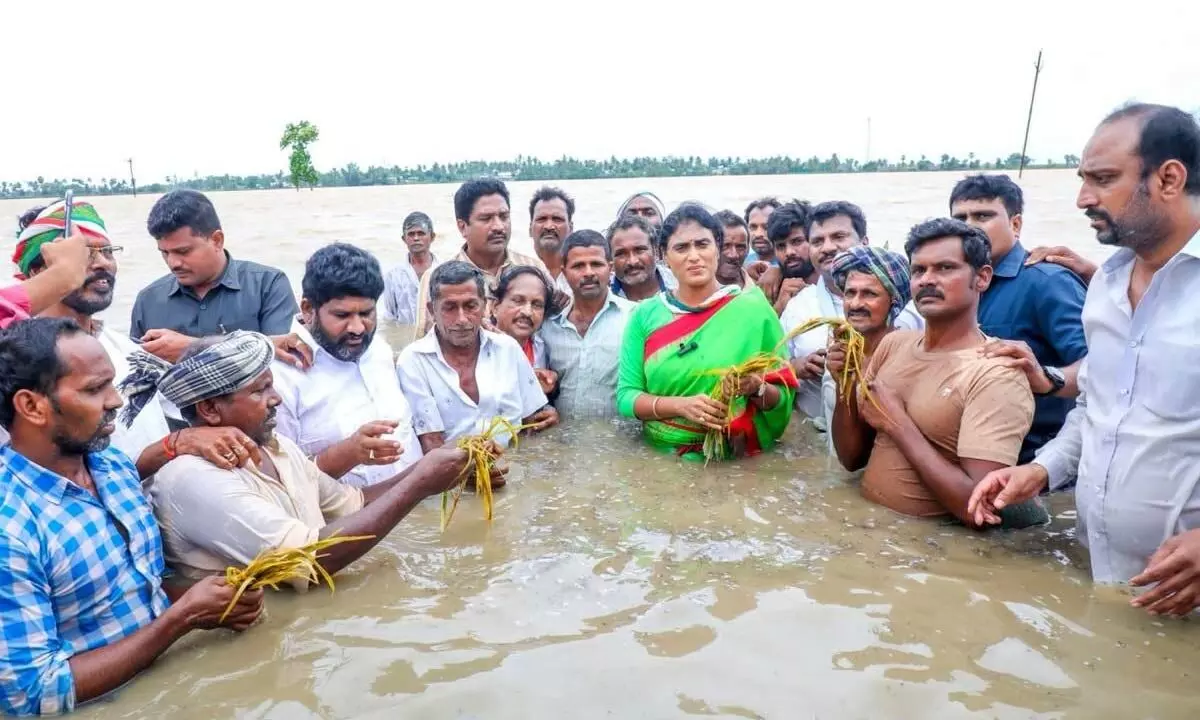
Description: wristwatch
xmin=1036 ymin=366 xmax=1066 ymax=396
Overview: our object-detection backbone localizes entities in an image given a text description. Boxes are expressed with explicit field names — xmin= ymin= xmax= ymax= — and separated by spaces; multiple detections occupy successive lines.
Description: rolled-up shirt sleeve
xmin=0 ymin=534 xmax=76 ymax=716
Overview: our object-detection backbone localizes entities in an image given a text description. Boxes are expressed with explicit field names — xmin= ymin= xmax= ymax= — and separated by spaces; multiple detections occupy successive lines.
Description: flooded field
xmin=3 ymin=173 xmax=1194 ymax=718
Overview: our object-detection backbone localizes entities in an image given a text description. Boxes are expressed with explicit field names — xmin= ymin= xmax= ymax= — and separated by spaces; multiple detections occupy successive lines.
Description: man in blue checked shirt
xmin=0 ymin=318 xmax=263 ymax=716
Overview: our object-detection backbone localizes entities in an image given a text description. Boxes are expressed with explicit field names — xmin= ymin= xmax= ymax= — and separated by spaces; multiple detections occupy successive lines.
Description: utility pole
xmin=866 ymin=117 xmax=872 ymax=164
xmin=127 ymin=158 xmax=137 ymax=196
xmin=1018 ymin=51 xmax=1043 ymax=178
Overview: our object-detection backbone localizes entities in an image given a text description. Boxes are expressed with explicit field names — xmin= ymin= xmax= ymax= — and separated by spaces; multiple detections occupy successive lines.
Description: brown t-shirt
xmin=860 ymin=330 xmax=1034 ymax=518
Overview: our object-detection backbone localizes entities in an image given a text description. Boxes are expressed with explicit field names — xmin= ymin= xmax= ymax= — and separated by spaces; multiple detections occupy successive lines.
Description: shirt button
xmin=1120 ymin=388 xmax=1129 ymax=396
xmin=199 ymin=303 xmax=207 ymax=310
xmin=1128 ymin=340 xmax=1137 ymax=348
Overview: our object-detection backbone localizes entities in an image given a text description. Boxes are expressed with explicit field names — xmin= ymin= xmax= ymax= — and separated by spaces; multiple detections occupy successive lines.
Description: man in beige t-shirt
xmin=831 ymin=218 xmax=1043 ymax=529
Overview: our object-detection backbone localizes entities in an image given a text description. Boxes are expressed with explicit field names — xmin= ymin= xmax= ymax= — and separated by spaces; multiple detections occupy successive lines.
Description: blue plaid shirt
xmin=0 ymin=444 xmax=168 ymax=716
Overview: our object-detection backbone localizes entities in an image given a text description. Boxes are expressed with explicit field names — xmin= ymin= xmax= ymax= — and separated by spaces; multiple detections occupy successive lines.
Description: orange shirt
xmin=860 ymin=330 xmax=1034 ymax=517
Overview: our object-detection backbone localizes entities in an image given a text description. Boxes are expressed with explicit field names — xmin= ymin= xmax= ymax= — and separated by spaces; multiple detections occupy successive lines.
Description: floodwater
xmin=3 ymin=173 xmax=1196 ymax=718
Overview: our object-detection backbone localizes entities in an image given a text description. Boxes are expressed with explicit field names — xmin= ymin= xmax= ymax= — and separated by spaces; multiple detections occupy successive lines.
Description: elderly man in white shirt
xmin=970 ymin=103 xmax=1200 ymax=618
xmin=781 ymin=201 xmax=923 ymax=425
xmin=397 ymin=261 xmax=559 ymax=452
xmin=272 ymin=243 xmax=423 ymax=488
xmin=539 ymin=230 xmax=634 ymax=419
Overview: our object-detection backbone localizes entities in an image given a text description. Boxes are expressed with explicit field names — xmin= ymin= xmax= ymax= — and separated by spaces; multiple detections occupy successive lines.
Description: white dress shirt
xmin=271 ymin=321 xmax=422 ymax=487
xmin=381 ymin=253 xmax=437 ymax=324
xmin=780 ymin=276 xmax=924 ymax=421
xmin=396 ymin=328 xmax=548 ymax=446
xmin=1036 ymin=231 xmax=1200 ymax=583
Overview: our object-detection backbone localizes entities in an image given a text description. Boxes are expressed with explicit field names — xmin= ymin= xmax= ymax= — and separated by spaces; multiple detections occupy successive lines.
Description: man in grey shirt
xmin=969 ymin=103 xmax=1200 ymax=617
xmin=130 ymin=190 xmax=298 ymax=362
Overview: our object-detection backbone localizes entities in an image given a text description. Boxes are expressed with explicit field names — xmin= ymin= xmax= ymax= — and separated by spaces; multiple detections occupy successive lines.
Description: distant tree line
xmin=0 ymin=152 xmax=1081 ymax=200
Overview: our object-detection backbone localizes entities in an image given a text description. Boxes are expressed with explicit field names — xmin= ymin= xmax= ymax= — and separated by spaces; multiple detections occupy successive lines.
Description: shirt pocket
xmin=1139 ymin=338 xmax=1200 ymax=421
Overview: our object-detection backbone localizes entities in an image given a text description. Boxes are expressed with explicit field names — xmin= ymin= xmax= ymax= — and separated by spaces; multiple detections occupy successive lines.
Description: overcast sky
xmin=2 ymin=0 xmax=1197 ymax=184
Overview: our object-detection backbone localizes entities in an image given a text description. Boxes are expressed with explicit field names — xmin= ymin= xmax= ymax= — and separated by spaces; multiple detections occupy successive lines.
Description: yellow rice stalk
xmin=699 ymin=353 xmax=788 ymax=462
xmin=220 ymin=534 xmax=374 ymax=622
xmin=441 ymin=416 xmax=532 ymax=531
xmin=778 ymin=317 xmax=880 ymax=413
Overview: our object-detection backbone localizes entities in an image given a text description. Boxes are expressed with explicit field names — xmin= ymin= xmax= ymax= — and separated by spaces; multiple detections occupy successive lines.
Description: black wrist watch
xmin=1036 ymin=366 xmax=1066 ymax=396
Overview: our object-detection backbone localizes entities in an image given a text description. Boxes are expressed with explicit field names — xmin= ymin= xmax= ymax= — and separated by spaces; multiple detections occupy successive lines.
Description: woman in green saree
xmin=617 ymin=203 xmax=797 ymax=460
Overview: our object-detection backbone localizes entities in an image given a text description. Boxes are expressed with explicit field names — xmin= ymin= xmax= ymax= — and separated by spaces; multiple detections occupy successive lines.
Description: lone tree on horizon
xmin=280 ymin=121 xmax=320 ymax=190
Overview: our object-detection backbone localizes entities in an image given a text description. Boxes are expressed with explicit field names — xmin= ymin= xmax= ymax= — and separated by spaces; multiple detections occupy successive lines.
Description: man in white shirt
xmin=539 ymin=230 xmax=634 ymax=418
xmin=781 ymin=201 xmax=924 ymax=424
xmin=398 ymin=261 xmax=559 ymax=451
xmin=381 ymin=212 xmax=439 ymax=325
xmin=272 ymin=243 xmax=423 ymax=487
xmin=970 ymin=103 xmax=1200 ymax=616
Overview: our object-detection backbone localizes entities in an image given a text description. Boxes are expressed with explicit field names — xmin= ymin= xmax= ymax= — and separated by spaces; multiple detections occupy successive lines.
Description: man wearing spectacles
xmin=10 ymin=202 xmax=265 ymax=480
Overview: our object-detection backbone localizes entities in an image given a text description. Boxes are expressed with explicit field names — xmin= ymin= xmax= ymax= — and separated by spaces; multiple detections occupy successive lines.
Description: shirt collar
xmin=551 ymin=291 xmax=627 ymax=326
xmin=991 ymin=242 xmax=1028 ymax=279
xmin=0 ymin=444 xmax=104 ymax=505
xmin=411 ymin=326 xmax=497 ymax=355
xmin=1100 ymin=228 xmax=1200 ymax=275
xmin=167 ymin=251 xmax=241 ymax=296
xmin=611 ymin=266 xmax=669 ymax=294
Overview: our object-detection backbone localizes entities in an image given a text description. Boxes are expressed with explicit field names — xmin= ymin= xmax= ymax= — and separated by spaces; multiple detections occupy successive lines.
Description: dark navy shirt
xmin=978 ymin=242 xmax=1088 ymax=464
xmin=129 ymin=252 xmax=298 ymax=340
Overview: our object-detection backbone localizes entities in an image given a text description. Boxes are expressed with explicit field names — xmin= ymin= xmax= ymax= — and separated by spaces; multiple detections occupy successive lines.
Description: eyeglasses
xmin=91 ymin=245 xmax=124 ymax=260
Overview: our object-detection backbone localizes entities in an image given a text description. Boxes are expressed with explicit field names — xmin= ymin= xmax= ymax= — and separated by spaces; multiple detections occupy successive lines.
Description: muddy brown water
xmin=1 ymin=173 xmax=1194 ymax=718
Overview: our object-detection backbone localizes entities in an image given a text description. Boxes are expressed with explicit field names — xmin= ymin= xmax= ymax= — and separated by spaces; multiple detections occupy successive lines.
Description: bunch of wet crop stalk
xmin=699 ymin=317 xmax=878 ymax=462
xmin=441 ymin=416 xmax=531 ymax=530
xmin=220 ymin=534 xmax=374 ymax=621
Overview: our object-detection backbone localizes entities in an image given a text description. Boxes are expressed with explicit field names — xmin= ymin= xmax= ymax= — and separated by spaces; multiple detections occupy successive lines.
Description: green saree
xmin=617 ymin=286 xmax=797 ymax=460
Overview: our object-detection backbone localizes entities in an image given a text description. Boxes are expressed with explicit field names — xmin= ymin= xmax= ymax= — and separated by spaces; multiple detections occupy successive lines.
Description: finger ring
xmin=368 ymin=450 xmax=375 ymax=460
xmin=223 ymin=452 xmax=236 ymax=461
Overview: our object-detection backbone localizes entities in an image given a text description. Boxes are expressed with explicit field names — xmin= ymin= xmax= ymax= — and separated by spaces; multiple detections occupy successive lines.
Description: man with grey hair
xmin=398 ymin=261 xmax=558 ymax=453
xmin=381 ymin=211 xmax=439 ymax=324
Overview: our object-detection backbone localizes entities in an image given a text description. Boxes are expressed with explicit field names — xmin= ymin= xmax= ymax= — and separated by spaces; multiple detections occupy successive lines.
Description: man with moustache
xmin=131 ymin=190 xmax=299 ymax=363
xmin=821 ymin=246 xmax=911 ymax=455
xmin=270 ymin=243 xmax=422 ymax=487
xmin=529 ymin=186 xmax=575 ymax=296
xmin=539 ymin=230 xmax=634 ymax=418
xmin=833 ymin=219 xmax=1046 ymax=529
xmin=12 ymin=202 xmax=263 ymax=479
xmin=0 ymin=318 xmax=264 ymax=716
xmin=949 ymin=174 xmax=1088 ymax=465
xmin=714 ymin=211 xmax=753 ymax=287
xmin=781 ymin=201 xmax=923 ymax=424
xmin=616 ymin=192 xmax=678 ymax=289
xmin=758 ymin=202 xmax=818 ymax=314
xmin=127 ymin=331 xmax=480 ymax=590
xmin=381 ymin=212 xmax=439 ymax=325
xmin=743 ymin=197 xmax=782 ymax=266
xmin=413 ymin=179 xmax=550 ymax=333
xmin=398 ymin=261 xmax=558 ymax=452
xmin=970 ymin=104 xmax=1200 ymax=616
xmin=607 ymin=215 xmax=677 ymax=301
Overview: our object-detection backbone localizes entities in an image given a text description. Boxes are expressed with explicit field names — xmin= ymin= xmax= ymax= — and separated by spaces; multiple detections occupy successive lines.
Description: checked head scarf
xmin=118 ymin=331 xmax=274 ymax=426
xmin=829 ymin=246 xmax=912 ymax=323
xmin=13 ymin=200 xmax=111 ymax=279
